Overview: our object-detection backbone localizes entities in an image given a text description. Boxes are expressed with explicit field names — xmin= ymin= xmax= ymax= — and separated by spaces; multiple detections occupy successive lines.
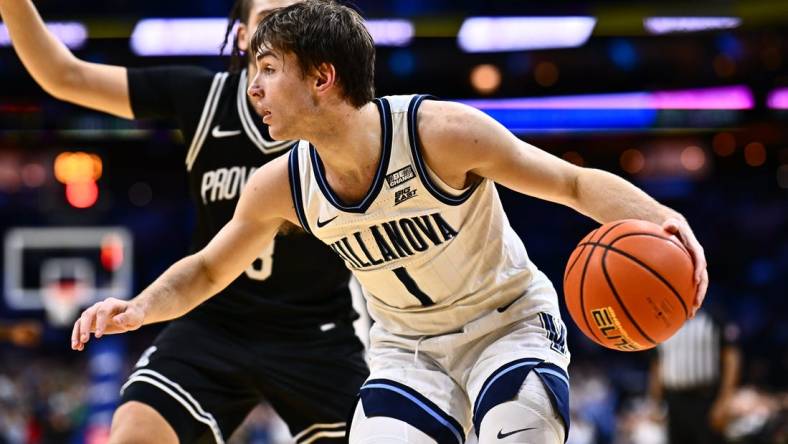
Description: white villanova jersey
xmin=289 ymin=94 xmax=552 ymax=335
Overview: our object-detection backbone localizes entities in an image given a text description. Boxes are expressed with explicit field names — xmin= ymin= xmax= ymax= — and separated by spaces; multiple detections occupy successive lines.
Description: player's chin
xmin=266 ymin=124 xmax=290 ymax=141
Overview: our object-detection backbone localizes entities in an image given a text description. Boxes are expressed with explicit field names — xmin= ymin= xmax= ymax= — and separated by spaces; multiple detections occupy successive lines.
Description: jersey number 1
xmin=245 ymin=240 xmax=275 ymax=281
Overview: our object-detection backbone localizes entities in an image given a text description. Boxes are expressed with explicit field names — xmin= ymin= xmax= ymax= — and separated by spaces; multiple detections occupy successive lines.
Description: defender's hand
xmin=662 ymin=217 xmax=708 ymax=317
xmin=71 ymin=297 xmax=144 ymax=351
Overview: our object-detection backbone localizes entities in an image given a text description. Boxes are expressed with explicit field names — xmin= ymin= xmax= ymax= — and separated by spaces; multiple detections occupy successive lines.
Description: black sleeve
xmin=127 ymin=65 xmax=215 ymax=121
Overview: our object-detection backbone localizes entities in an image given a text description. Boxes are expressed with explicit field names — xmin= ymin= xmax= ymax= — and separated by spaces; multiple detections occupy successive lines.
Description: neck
xmin=310 ymin=101 xmax=380 ymax=178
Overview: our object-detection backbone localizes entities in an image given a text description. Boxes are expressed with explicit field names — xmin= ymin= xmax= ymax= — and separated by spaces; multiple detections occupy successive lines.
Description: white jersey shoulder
xmin=288 ymin=94 xmax=548 ymax=335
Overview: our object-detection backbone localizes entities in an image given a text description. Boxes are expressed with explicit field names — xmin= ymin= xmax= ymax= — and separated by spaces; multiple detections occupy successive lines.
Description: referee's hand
xmin=71 ymin=298 xmax=144 ymax=351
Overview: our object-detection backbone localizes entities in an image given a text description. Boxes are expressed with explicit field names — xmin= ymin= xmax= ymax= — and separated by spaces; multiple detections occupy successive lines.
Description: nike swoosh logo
xmin=497 ymin=298 xmax=518 ymax=313
xmin=211 ymin=125 xmax=242 ymax=138
xmin=497 ymin=427 xmax=536 ymax=439
xmin=316 ymin=215 xmax=338 ymax=228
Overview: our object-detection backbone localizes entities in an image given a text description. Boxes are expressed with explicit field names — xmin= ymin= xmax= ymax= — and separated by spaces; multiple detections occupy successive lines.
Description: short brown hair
xmin=250 ymin=0 xmax=375 ymax=107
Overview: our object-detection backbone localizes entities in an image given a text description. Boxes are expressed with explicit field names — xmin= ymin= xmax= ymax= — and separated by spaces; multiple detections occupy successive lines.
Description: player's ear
xmin=237 ymin=23 xmax=249 ymax=52
xmin=313 ymin=62 xmax=337 ymax=94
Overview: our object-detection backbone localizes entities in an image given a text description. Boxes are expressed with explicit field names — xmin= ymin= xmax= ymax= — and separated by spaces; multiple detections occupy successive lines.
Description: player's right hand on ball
xmin=71 ymin=298 xmax=144 ymax=351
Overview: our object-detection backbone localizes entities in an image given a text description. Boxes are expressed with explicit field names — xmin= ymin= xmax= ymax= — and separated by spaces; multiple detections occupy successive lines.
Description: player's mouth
xmin=262 ymin=110 xmax=272 ymax=123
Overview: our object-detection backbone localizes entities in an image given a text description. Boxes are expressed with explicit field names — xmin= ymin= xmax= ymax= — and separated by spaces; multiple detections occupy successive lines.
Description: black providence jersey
xmin=127 ymin=66 xmax=353 ymax=331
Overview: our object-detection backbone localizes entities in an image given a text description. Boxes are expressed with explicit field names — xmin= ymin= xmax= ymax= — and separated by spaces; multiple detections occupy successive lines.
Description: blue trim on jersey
xmin=309 ymin=98 xmax=393 ymax=213
xmin=534 ymin=364 xmax=571 ymax=441
xmin=407 ymin=94 xmax=480 ymax=206
xmin=534 ymin=365 xmax=570 ymax=387
xmin=288 ymin=145 xmax=312 ymax=234
xmin=393 ymin=267 xmax=435 ymax=307
xmin=472 ymin=358 xmax=542 ymax=419
xmin=360 ymin=379 xmax=465 ymax=444
xmin=471 ymin=359 xmax=570 ymax=441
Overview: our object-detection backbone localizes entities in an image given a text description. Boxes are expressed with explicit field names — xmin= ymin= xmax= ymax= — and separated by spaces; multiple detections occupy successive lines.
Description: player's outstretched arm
xmin=0 ymin=0 xmax=132 ymax=118
xmin=71 ymin=154 xmax=298 ymax=350
xmin=416 ymin=100 xmax=707 ymax=313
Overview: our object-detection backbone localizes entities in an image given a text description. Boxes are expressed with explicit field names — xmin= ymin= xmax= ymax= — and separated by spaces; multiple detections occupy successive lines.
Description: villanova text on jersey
xmin=328 ymin=212 xmax=459 ymax=269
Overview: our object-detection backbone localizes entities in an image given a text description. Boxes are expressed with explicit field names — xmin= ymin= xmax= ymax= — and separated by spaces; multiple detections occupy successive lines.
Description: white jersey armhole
xmin=423 ymin=162 xmax=466 ymax=198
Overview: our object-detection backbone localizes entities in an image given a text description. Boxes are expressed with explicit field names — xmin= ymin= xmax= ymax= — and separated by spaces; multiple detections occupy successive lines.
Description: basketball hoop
xmin=42 ymin=279 xmax=92 ymax=327
xmin=4 ymin=227 xmax=133 ymax=318
xmin=40 ymin=258 xmax=95 ymax=328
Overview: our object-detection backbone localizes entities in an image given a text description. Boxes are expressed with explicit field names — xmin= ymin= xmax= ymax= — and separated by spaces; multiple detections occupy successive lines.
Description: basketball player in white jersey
xmin=72 ymin=1 xmax=709 ymax=442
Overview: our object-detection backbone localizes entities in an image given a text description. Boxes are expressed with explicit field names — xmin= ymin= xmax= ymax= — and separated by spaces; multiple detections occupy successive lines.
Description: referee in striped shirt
xmin=649 ymin=309 xmax=741 ymax=443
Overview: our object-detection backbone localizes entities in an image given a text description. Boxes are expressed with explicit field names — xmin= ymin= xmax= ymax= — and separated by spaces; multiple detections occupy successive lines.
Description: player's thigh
xmin=351 ymin=333 xmax=469 ymax=444
xmin=348 ymin=400 xmax=437 ymax=444
xmin=348 ymin=376 xmax=467 ymax=444
xmin=467 ymin=307 xmax=570 ymax=441
xmin=256 ymin=324 xmax=368 ymax=443
xmin=476 ymin=372 xmax=565 ymax=443
xmin=110 ymin=401 xmax=178 ymax=444
xmin=121 ymin=322 xmax=261 ymax=443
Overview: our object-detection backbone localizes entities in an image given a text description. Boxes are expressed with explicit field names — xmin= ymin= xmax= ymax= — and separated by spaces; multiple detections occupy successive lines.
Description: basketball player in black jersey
xmin=0 ymin=0 xmax=368 ymax=443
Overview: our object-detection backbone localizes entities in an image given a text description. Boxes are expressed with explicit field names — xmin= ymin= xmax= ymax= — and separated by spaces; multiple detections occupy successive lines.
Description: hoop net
xmin=42 ymin=279 xmax=92 ymax=327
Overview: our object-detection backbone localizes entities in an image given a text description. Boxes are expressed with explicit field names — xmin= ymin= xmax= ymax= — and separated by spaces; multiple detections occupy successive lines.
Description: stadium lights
xmin=0 ymin=22 xmax=87 ymax=49
xmin=460 ymin=86 xmax=754 ymax=110
xmin=644 ymin=17 xmax=742 ymax=35
xmin=767 ymin=87 xmax=788 ymax=109
xmin=457 ymin=17 xmax=596 ymax=53
xmin=364 ymin=19 xmax=414 ymax=47
xmin=130 ymin=18 xmax=232 ymax=56
xmin=130 ymin=18 xmax=414 ymax=56
xmin=459 ymin=86 xmax=753 ymax=134
xmin=54 ymin=151 xmax=103 ymax=209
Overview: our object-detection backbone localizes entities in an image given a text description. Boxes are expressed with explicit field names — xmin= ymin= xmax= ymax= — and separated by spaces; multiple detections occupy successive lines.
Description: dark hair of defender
xmin=220 ymin=0 xmax=253 ymax=73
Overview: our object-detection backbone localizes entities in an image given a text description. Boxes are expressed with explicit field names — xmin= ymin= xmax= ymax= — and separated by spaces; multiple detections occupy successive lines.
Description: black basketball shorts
xmin=119 ymin=318 xmax=368 ymax=444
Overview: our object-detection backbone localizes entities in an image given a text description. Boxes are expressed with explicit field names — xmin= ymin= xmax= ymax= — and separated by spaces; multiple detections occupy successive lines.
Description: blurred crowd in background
xmin=1 ymin=0 xmax=787 ymax=442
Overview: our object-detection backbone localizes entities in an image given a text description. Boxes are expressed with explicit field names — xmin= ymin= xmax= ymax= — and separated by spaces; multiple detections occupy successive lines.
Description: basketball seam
xmin=577 ymin=240 xmax=690 ymax=319
xmin=577 ymin=222 xmax=626 ymax=345
xmin=607 ymin=232 xmax=692 ymax=262
xmin=608 ymin=232 xmax=692 ymax=319
xmin=601 ymin=246 xmax=658 ymax=346
xmin=564 ymin=228 xmax=598 ymax=282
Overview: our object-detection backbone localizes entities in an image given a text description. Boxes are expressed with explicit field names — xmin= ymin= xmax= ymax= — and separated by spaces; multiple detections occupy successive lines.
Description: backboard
xmin=4 ymin=227 xmax=133 ymax=319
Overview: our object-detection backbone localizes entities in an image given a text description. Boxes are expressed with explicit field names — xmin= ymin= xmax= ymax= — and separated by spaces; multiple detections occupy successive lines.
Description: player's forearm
xmin=130 ymin=254 xmax=223 ymax=325
xmin=0 ymin=0 xmax=82 ymax=95
xmin=572 ymin=168 xmax=682 ymax=225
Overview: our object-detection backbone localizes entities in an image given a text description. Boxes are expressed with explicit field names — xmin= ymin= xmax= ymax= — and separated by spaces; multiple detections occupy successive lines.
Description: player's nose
xmin=247 ymin=73 xmax=264 ymax=99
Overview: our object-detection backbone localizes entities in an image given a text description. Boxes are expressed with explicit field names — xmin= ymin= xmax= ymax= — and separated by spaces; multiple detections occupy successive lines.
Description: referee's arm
xmin=647 ymin=354 xmax=666 ymax=421
xmin=648 ymin=356 xmax=663 ymax=404
xmin=710 ymin=341 xmax=741 ymax=431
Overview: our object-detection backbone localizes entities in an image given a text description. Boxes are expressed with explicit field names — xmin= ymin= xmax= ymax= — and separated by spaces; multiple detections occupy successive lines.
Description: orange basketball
xmin=563 ymin=219 xmax=696 ymax=351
